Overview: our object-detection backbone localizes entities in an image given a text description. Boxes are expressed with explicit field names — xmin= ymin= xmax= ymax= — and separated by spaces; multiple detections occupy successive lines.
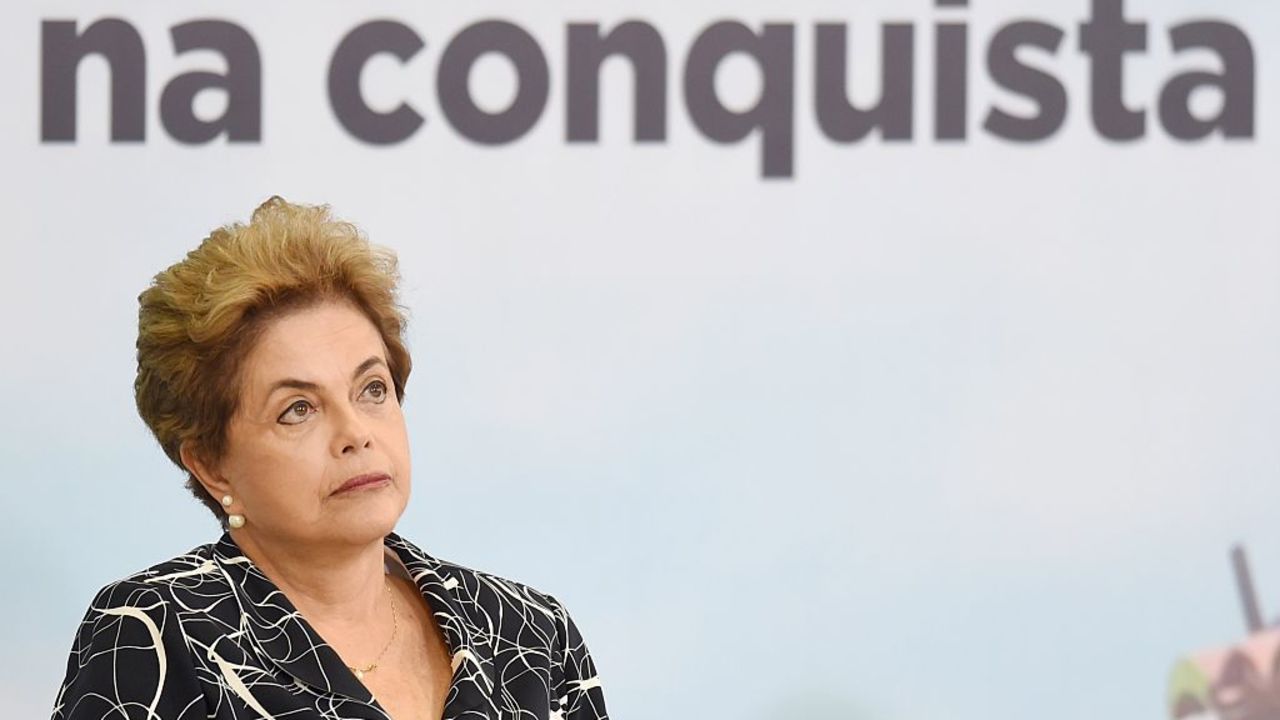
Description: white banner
xmin=2 ymin=1 xmax=1277 ymax=718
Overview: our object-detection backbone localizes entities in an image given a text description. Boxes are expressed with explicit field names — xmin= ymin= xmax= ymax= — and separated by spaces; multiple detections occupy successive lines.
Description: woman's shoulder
xmin=54 ymin=541 xmax=225 ymax=720
xmin=69 ymin=537 xmax=237 ymax=649
xmin=85 ymin=538 xmax=228 ymax=601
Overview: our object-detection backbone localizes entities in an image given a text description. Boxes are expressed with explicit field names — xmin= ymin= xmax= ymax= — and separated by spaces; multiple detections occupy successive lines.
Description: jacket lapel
xmin=212 ymin=533 xmax=375 ymax=702
xmin=212 ymin=532 xmax=500 ymax=720
xmin=384 ymin=532 xmax=500 ymax=719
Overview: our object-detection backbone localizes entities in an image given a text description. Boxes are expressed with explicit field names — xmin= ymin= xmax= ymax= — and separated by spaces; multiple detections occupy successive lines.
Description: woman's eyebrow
xmin=351 ymin=355 xmax=387 ymax=379
xmin=255 ymin=378 xmax=316 ymax=417
xmin=268 ymin=378 xmax=318 ymax=394
xmin=261 ymin=356 xmax=387 ymax=406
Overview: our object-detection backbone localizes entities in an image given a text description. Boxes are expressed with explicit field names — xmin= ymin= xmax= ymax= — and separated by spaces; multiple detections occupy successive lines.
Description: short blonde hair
xmin=134 ymin=196 xmax=412 ymax=524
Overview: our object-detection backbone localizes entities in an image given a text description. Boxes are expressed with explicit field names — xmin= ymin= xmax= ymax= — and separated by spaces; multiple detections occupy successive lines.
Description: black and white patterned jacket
xmin=51 ymin=531 xmax=609 ymax=720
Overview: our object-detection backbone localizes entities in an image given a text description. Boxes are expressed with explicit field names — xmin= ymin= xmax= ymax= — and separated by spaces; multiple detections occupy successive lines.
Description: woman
xmin=51 ymin=197 xmax=610 ymax=720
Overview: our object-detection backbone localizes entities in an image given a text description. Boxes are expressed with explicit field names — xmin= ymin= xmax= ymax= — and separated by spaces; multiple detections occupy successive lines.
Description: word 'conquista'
xmin=41 ymin=0 xmax=1255 ymax=178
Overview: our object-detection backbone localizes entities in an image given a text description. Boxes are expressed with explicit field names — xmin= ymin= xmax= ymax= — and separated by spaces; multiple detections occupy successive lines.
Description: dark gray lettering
xmin=160 ymin=21 xmax=260 ymax=144
xmin=684 ymin=22 xmax=794 ymax=178
xmin=815 ymin=23 xmax=913 ymax=142
xmin=328 ymin=20 xmax=425 ymax=144
xmin=438 ymin=20 xmax=549 ymax=144
xmin=934 ymin=22 xmax=967 ymax=140
xmin=41 ymin=18 xmax=145 ymax=142
xmin=1079 ymin=0 xmax=1147 ymax=140
xmin=566 ymin=22 xmax=666 ymax=142
xmin=1159 ymin=21 xmax=1254 ymax=140
xmin=985 ymin=21 xmax=1067 ymax=141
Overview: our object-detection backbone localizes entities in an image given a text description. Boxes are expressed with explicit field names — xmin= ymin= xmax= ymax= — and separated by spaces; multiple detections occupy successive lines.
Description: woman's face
xmin=211 ymin=297 xmax=411 ymax=550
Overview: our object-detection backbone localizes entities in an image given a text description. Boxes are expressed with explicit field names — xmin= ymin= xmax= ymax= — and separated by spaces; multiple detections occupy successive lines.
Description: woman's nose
xmin=331 ymin=402 xmax=374 ymax=455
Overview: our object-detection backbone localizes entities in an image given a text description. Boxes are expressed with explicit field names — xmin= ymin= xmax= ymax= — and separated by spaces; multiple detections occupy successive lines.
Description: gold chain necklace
xmin=348 ymin=579 xmax=398 ymax=680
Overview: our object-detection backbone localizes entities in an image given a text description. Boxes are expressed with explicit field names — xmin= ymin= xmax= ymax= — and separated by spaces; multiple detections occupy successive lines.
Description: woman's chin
xmin=319 ymin=493 xmax=406 ymax=544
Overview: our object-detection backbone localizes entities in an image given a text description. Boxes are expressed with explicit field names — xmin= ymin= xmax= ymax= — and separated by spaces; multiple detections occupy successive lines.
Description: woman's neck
xmin=230 ymin=527 xmax=390 ymax=627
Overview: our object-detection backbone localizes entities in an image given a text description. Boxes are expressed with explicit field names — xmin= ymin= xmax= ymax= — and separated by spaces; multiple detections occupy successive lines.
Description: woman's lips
xmin=333 ymin=472 xmax=391 ymax=495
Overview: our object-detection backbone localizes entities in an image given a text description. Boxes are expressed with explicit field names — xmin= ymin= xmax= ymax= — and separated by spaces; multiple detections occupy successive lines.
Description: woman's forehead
xmin=243 ymin=302 xmax=387 ymax=383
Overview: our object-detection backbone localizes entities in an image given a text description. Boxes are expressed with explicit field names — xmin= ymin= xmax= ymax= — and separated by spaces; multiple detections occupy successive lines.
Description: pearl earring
xmin=221 ymin=495 xmax=244 ymax=528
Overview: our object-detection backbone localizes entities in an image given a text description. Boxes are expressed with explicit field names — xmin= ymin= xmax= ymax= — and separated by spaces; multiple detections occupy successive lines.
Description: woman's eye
xmin=278 ymin=400 xmax=314 ymax=425
xmin=364 ymin=379 xmax=389 ymax=402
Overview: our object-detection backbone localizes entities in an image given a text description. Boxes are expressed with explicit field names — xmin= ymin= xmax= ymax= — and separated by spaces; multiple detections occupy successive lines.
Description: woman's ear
xmin=180 ymin=441 xmax=231 ymax=502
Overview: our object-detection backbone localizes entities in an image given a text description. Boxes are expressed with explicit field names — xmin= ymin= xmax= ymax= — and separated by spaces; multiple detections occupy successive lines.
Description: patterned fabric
xmin=51 ymin=531 xmax=609 ymax=720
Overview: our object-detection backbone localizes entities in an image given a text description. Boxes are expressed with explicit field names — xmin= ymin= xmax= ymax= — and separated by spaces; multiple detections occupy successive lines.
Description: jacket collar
xmin=212 ymin=531 xmax=498 ymax=717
